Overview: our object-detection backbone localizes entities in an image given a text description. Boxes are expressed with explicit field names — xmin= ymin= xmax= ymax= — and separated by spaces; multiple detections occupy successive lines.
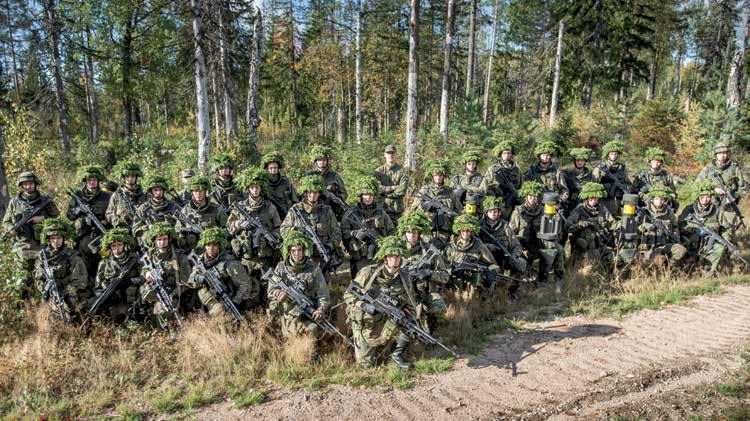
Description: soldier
xmin=281 ymin=175 xmax=344 ymax=275
xmin=267 ymin=231 xmax=330 ymax=345
xmin=106 ymin=160 xmax=147 ymax=228
xmin=2 ymin=171 xmax=60 ymax=292
xmin=559 ymin=148 xmax=595 ymax=215
xmin=679 ymin=181 xmax=741 ymax=276
xmin=342 ymin=176 xmax=395 ymax=277
xmin=524 ymin=140 xmax=569 ymax=205
xmin=451 ymin=149 xmax=485 ymax=208
xmin=132 ymin=175 xmax=180 ymax=244
xmin=306 ymin=145 xmax=348 ymax=218
xmin=92 ymin=228 xmax=142 ymax=323
xmin=227 ymin=167 xmax=281 ymax=305
xmin=373 ymin=144 xmax=410 ymax=225
xmin=398 ymin=210 xmax=449 ymax=328
xmin=34 ymin=218 xmax=90 ymax=321
xmin=478 ymin=196 xmax=527 ymax=298
xmin=593 ymin=140 xmax=632 ymax=216
xmin=344 ymin=236 xmax=418 ymax=369
xmin=261 ymin=151 xmax=298 ymax=218
xmin=632 ymin=147 xmax=678 ymax=210
xmin=177 ymin=169 xmax=195 ymax=206
xmin=66 ymin=165 xmax=111 ymax=274
xmin=696 ymin=141 xmax=746 ymax=222
xmin=187 ymin=228 xmax=257 ymax=316
xmin=444 ymin=214 xmax=500 ymax=291
xmin=635 ymin=183 xmax=687 ymax=268
xmin=483 ymin=140 xmax=522 ymax=220
xmin=138 ymin=222 xmax=190 ymax=329
xmin=176 ymin=176 xmax=228 ymax=252
xmin=564 ymin=182 xmax=618 ymax=267
xmin=210 ymin=152 xmax=245 ymax=212
xmin=510 ymin=181 xmax=564 ymax=285
xmin=412 ymin=159 xmax=463 ymax=248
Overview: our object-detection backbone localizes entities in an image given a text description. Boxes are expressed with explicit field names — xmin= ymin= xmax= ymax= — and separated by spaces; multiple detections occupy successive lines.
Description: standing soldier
xmin=679 ymin=180 xmax=741 ymax=276
xmin=478 ymin=196 xmax=527 ymax=298
xmin=66 ymin=165 xmax=111 ymax=274
xmin=559 ymin=148 xmax=595 ymax=216
xmin=524 ymin=140 xmax=569 ymax=205
xmin=697 ymin=141 xmax=746 ymax=222
xmin=373 ymin=144 xmax=410 ymax=226
xmin=344 ymin=236 xmax=418 ymax=369
xmin=34 ymin=218 xmax=90 ymax=321
xmin=412 ymin=159 xmax=463 ymax=248
xmin=306 ymin=145 xmax=348 ymax=219
xmin=2 ymin=171 xmax=60 ymax=292
xmin=139 ymin=222 xmax=190 ymax=329
xmin=210 ymin=152 xmax=245 ymax=212
xmin=177 ymin=169 xmax=195 ymax=206
xmin=635 ymin=184 xmax=686 ymax=268
xmin=632 ymin=147 xmax=678 ymax=210
xmin=261 ymin=151 xmax=298 ymax=219
xmin=227 ymin=167 xmax=281 ymax=305
xmin=187 ymin=228 xmax=257 ymax=316
xmin=342 ymin=176 xmax=395 ymax=277
xmin=452 ymin=149 xmax=486 ymax=208
xmin=444 ymin=214 xmax=500 ymax=291
xmin=593 ymin=140 xmax=632 ymax=216
xmin=92 ymin=229 xmax=142 ymax=323
xmin=483 ymin=140 xmax=522 ymax=220
xmin=281 ymin=175 xmax=344 ymax=275
xmin=132 ymin=175 xmax=180 ymax=244
xmin=267 ymin=231 xmax=330 ymax=347
xmin=176 ymin=176 xmax=228 ymax=252
xmin=564 ymin=182 xmax=618 ymax=267
xmin=106 ymin=160 xmax=147 ymax=228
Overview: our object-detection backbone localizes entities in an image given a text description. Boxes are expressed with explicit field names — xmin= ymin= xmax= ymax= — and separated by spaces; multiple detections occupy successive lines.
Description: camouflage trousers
xmin=637 ymin=243 xmax=688 ymax=266
xmin=349 ymin=312 xmax=402 ymax=367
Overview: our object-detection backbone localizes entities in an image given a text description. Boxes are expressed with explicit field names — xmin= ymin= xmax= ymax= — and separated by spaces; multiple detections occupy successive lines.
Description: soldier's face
xmin=125 ymin=175 xmax=138 ymax=186
xmin=49 ymin=235 xmax=64 ymax=250
xmin=586 ymin=198 xmax=599 ymax=207
xmin=385 ymin=255 xmax=401 ymax=270
xmin=306 ymin=191 xmax=320 ymax=203
xmin=111 ymin=242 xmax=125 ymax=257
xmin=466 ymin=161 xmax=477 ymax=173
xmin=698 ymin=195 xmax=712 ymax=206
xmin=192 ymin=190 xmax=206 ymax=202
xmin=649 ymin=160 xmax=662 ymax=171
xmin=459 ymin=230 xmax=473 ymax=241
xmin=608 ymin=152 xmax=619 ymax=162
xmin=487 ymin=209 xmax=501 ymax=221
xmin=290 ymin=245 xmax=305 ymax=262
xmin=205 ymin=243 xmax=220 ymax=258
xmin=86 ymin=178 xmax=100 ymax=190
xmin=267 ymin=162 xmax=280 ymax=175
xmin=151 ymin=187 xmax=165 ymax=200
xmin=574 ymin=159 xmax=586 ymax=169
xmin=315 ymin=158 xmax=328 ymax=170
xmin=361 ymin=193 xmax=374 ymax=205
xmin=384 ymin=152 xmax=396 ymax=165
xmin=432 ymin=174 xmax=445 ymax=185
xmin=248 ymin=185 xmax=262 ymax=198
xmin=218 ymin=167 xmax=233 ymax=178
xmin=526 ymin=195 xmax=538 ymax=206
xmin=21 ymin=181 xmax=36 ymax=193
xmin=405 ymin=232 xmax=420 ymax=244
xmin=652 ymin=197 xmax=666 ymax=209
xmin=155 ymin=235 xmax=170 ymax=250
xmin=501 ymin=151 xmax=512 ymax=162
xmin=716 ymin=152 xmax=728 ymax=164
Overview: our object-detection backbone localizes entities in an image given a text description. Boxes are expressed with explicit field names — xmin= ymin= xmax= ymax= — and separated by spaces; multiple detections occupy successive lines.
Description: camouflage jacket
xmin=2 ymin=192 xmax=60 ymax=248
xmin=444 ymin=235 xmax=499 ymax=285
xmin=341 ymin=202 xmax=394 ymax=260
xmin=210 ymin=177 xmax=246 ymax=213
xmin=509 ymin=203 xmax=544 ymax=250
xmin=696 ymin=160 xmax=747 ymax=201
xmin=227 ymin=197 xmax=281 ymax=261
xmin=451 ymin=172 xmax=485 ymax=201
xmin=559 ymin=166 xmax=594 ymax=206
xmin=678 ymin=201 xmax=740 ymax=248
xmin=94 ymin=252 xmax=142 ymax=302
xmin=132 ymin=199 xmax=180 ymax=240
xmin=66 ymin=188 xmax=111 ymax=239
xmin=373 ymin=163 xmax=410 ymax=215
xmin=411 ymin=184 xmax=462 ymax=235
xmin=564 ymin=202 xmax=618 ymax=246
xmin=632 ymin=169 xmax=677 ymax=202
xmin=402 ymin=240 xmax=450 ymax=296
xmin=524 ymin=163 xmax=569 ymax=202
xmin=482 ymin=160 xmax=522 ymax=204
xmin=268 ymin=257 xmax=330 ymax=317
xmin=106 ymin=186 xmax=147 ymax=228
xmin=176 ymin=200 xmax=228 ymax=250
xmin=140 ymin=247 xmax=191 ymax=293
xmin=479 ymin=217 xmax=525 ymax=262
xmin=307 ymin=168 xmax=348 ymax=209
xmin=344 ymin=263 xmax=417 ymax=323
xmin=280 ymin=201 xmax=342 ymax=253
xmin=267 ymin=174 xmax=298 ymax=217
xmin=34 ymin=246 xmax=90 ymax=303
xmin=187 ymin=251 xmax=255 ymax=306
xmin=592 ymin=161 xmax=632 ymax=200
xmin=636 ymin=204 xmax=680 ymax=248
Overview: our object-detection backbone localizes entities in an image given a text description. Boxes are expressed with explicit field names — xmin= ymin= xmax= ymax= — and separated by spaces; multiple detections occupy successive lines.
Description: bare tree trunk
xmin=583 ymin=18 xmax=602 ymax=110
xmin=727 ymin=1 xmax=749 ymax=109
xmin=211 ymin=61 xmax=221 ymax=144
xmin=549 ymin=19 xmax=564 ymax=128
xmin=84 ymin=26 xmax=99 ymax=145
xmin=439 ymin=0 xmax=455 ymax=142
xmin=218 ymin=0 xmax=235 ymax=139
xmin=483 ymin=0 xmax=500 ymax=126
xmin=336 ymin=85 xmax=347 ymax=143
xmin=647 ymin=44 xmax=660 ymax=101
xmin=354 ymin=0 xmax=363 ymax=144
xmin=245 ymin=7 xmax=262 ymax=153
xmin=5 ymin=0 xmax=20 ymax=105
xmin=0 ymin=129 xmax=9 ymax=219
xmin=191 ymin=0 xmax=211 ymax=173
xmin=405 ymin=0 xmax=419 ymax=170
xmin=44 ymin=0 xmax=70 ymax=155
xmin=465 ymin=0 xmax=477 ymax=99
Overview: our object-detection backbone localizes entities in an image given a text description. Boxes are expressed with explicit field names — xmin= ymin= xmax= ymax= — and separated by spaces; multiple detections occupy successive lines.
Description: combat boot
xmin=390 ymin=337 xmax=413 ymax=370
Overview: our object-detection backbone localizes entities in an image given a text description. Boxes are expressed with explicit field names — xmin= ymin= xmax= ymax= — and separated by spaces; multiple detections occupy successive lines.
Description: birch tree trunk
xmin=44 ymin=0 xmax=70 ymax=155
xmin=405 ymin=0 xmax=419 ymax=170
xmin=549 ymin=19 xmax=564 ymax=128
xmin=245 ymin=7 xmax=262 ymax=152
xmin=439 ymin=0 xmax=455 ymax=142
xmin=354 ymin=0 xmax=363 ymax=144
xmin=465 ymin=0 xmax=477 ymax=98
xmin=191 ymin=0 xmax=212 ymax=172
xmin=218 ymin=0 xmax=236 ymax=138
xmin=5 ymin=0 xmax=20 ymax=105
xmin=726 ymin=1 xmax=749 ymax=109
xmin=483 ymin=0 xmax=501 ymax=126
xmin=84 ymin=27 xmax=99 ymax=145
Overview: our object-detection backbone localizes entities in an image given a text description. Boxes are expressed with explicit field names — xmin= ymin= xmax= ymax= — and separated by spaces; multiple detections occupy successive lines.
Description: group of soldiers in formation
xmin=3 ymin=139 xmax=747 ymax=368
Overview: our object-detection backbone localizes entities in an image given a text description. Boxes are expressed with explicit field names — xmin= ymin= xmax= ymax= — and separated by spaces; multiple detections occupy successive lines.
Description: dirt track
xmin=199 ymin=285 xmax=750 ymax=420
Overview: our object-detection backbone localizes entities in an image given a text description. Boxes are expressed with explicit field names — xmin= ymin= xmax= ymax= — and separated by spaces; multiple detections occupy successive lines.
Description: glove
xmin=361 ymin=302 xmax=376 ymax=315
xmin=326 ymin=184 xmax=337 ymax=193
xmin=192 ymin=273 xmax=206 ymax=285
xmin=354 ymin=229 xmax=369 ymax=242
xmin=578 ymin=220 xmax=592 ymax=229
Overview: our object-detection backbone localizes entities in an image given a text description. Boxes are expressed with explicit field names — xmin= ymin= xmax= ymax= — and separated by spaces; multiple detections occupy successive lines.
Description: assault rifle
xmin=347 ymin=283 xmax=457 ymax=357
xmin=708 ymin=172 xmax=745 ymax=227
xmin=290 ymin=206 xmax=338 ymax=271
xmin=417 ymin=194 xmax=459 ymax=217
xmin=87 ymin=257 xmax=139 ymax=319
xmin=479 ymin=226 xmax=525 ymax=272
xmin=187 ymin=252 xmax=246 ymax=323
xmin=262 ymin=268 xmax=352 ymax=346
xmin=638 ymin=209 xmax=680 ymax=244
xmin=39 ymin=248 xmax=72 ymax=323
xmin=234 ymin=204 xmax=281 ymax=249
xmin=140 ymin=254 xmax=183 ymax=328
xmin=343 ymin=210 xmax=380 ymax=260
xmin=67 ymin=189 xmax=107 ymax=235
xmin=1 ymin=196 xmax=53 ymax=241
xmin=402 ymin=243 xmax=442 ymax=281
xmin=450 ymin=258 xmax=521 ymax=288
xmin=685 ymin=215 xmax=748 ymax=266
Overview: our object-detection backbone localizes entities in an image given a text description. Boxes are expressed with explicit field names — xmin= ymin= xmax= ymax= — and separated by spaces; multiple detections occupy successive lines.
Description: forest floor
xmin=197 ymin=284 xmax=750 ymax=420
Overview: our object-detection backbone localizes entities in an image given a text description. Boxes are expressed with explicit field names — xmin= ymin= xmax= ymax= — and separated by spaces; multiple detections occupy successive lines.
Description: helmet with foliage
xmin=569 ymin=148 xmax=592 ymax=161
xmin=100 ymin=228 xmax=135 ymax=252
xmin=236 ymin=167 xmax=269 ymax=192
xmin=354 ymin=176 xmax=379 ymax=196
xmin=144 ymin=175 xmax=170 ymax=192
xmin=452 ymin=214 xmax=480 ymax=234
xmin=145 ymin=221 xmax=176 ymax=244
xmin=534 ymin=140 xmax=557 ymax=156
xmin=189 ymin=176 xmax=211 ymax=191
xmin=211 ymin=152 xmax=235 ymax=171
xmin=297 ymin=175 xmax=325 ymax=194
xmin=424 ymin=159 xmax=451 ymax=176
xmin=374 ymin=235 xmax=407 ymax=261
xmin=397 ymin=210 xmax=432 ymax=236
xmin=309 ymin=145 xmax=333 ymax=161
xmin=41 ymin=218 xmax=74 ymax=245
xmin=260 ymin=151 xmax=285 ymax=169
xmin=482 ymin=196 xmax=505 ymax=211
xmin=282 ymin=230 xmax=313 ymax=259
xmin=116 ymin=160 xmax=143 ymax=178
xmin=601 ymin=140 xmax=625 ymax=158
xmin=578 ymin=182 xmax=607 ymax=200
xmin=197 ymin=227 xmax=229 ymax=249
xmin=645 ymin=147 xmax=667 ymax=163
xmin=647 ymin=183 xmax=672 ymax=200
xmin=518 ymin=180 xmax=544 ymax=199
xmin=78 ymin=165 xmax=105 ymax=182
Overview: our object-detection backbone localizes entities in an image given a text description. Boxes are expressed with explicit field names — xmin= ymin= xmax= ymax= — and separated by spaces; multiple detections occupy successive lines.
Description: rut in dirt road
xmin=200 ymin=285 xmax=750 ymax=420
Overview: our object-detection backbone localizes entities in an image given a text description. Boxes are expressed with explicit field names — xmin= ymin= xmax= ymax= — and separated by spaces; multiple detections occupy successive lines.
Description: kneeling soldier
xmin=636 ymin=183 xmax=686 ymax=268
xmin=479 ymin=196 xmax=527 ymax=297
xmin=445 ymin=214 xmax=499 ymax=291
xmin=92 ymin=229 xmax=142 ymax=323
xmin=565 ymin=182 xmax=618 ymax=267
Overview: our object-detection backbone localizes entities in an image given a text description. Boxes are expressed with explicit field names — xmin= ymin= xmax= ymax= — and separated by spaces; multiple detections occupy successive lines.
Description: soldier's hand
xmin=716 ymin=187 xmax=726 ymax=196
xmin=420 ymin=201 xmax=433 ymax=212
xmin=326 ymin=184 xmax=337 ymax=193
xmin=145 ymin=272 xmax=154 ymax=283
xmin=312 ymin=308 xmax=325 ymax=321
xmin=354 ymin=229 xmax=369 ymax=241
xmin=30 ymin=216 xmax=45 ymax=224
xmin=361 ymin=302 xmax=376 ymax=315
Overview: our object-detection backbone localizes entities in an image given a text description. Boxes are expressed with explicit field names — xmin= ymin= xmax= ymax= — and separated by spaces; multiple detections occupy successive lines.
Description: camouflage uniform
xmin=451 ymin=149 xmax=486 ymax=208
xmin=261 ymin=152 xmax=298 ymax=218
xmin=478 ymin=197 xmax=527 ymax=277
xmin=524 ymin=140 xmax=570 ymax=205
xmin=176 ymin=176 xmax=228 ymax=252
xmin=132 ymin=175 xmax=180 ymax=242
xmin=2 ymin=172 xmax=61 ymax=257
xmin=307 ymin=145 xmax=348 ymax=218
xmin=558 ymin=148 xmax=595 ymax=215
xmin=176 ymin=169 xmax=195 ymax=207
xmin=636 ymin=186 xmax=687 ymax=267
xmin=94 ymin=248 xmax=142 ymax=322
xmin=632 ymin=148 xmax=678 ymax=210
xmin=412 ymin=159 xmax=463 ymax=247
xmin=564 ymin=183 xmax=618 ymax=266
xmin=696 ymin=142 xmax=746 ymax=218
xmin=373 ymin=145 xmax=410 ymax=224
xmin=444 ymin=214 xmax=499 ymax=290
xmin=592 ymin=141 xmax=632 ymax=216
xmin=482 ymin=141 xmax=522 ymax=220
xmin=105 ymin=161 xmax=147 ymax=228
xmin=210 ymin=152 xmax=246 ymax=212
xmin=66 ymin=166 xmax=111 ymax=273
